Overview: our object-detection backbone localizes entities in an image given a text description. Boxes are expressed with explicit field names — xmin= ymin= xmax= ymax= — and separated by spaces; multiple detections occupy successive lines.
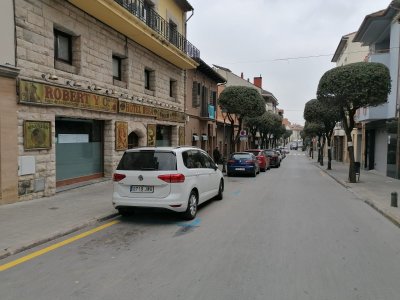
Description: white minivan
xmin=112 ymin=147 xmax=224 ymax=220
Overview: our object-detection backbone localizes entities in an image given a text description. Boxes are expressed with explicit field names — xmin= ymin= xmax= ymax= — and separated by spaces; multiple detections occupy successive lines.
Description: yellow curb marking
xmin=0 ymin=220 xmax=120 ymax=272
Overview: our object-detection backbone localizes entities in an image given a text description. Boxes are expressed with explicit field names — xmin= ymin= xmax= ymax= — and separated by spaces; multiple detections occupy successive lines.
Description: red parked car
xmin=245 ymin=149 xmax=270 ymax=172
xmin=264 ymin=149 xmax=280 ymax=168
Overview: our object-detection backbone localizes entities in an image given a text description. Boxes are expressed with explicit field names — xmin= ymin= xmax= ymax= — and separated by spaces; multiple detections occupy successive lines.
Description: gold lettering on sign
xmin=19 ymin=80 xmax=118 ymax=113
xmin=119 ymin=100 xmax=185 ymax=123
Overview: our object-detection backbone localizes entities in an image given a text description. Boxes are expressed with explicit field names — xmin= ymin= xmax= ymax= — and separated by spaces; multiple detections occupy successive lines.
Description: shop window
xmin=156 ymin=125 xmax=171 ymax=146
xmin=54 ymin=29 xmax=72 ymax=64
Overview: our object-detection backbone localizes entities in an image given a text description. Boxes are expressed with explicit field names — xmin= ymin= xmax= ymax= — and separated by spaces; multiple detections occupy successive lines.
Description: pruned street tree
xmin=258 ymin=111 xmax=283 ymax=149
xmin=244 ymin=114 xmax=264 ymax=148
xmin=317 ymin=62 xmax=391 ymax=182
xmin=303 ymin=121 xmax=323 ymax=159
xmin=304 ymin=98 xmax=341 ymax=169
xmin=218 ymin=86 xmax=265 ymax=151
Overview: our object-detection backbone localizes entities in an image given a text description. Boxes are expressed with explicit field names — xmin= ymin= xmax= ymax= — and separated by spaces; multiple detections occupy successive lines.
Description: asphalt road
xmin=1 ymin=152 xmax=400 ymax=300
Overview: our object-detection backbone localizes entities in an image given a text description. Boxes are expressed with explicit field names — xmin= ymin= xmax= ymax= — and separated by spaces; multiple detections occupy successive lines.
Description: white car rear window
xmin=117 ymin=151 xmax=177 ymax=171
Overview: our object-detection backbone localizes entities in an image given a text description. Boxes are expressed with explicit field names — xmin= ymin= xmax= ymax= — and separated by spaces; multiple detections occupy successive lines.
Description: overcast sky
xmin=187 ymin=0 xmax=392 ymax=125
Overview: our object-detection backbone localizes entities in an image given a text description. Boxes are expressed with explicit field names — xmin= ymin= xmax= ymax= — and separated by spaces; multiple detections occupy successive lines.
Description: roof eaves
xmin=175 ymin=0 xmax=193 ymax=12
xmin=331 ymin=35 xmax=350 ymax=62
xmin=353 ymin=4 xmax=398 ymax=42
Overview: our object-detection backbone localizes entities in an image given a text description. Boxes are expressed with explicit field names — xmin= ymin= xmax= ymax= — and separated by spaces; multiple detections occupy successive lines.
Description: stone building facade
xmin=4 ymin=0 xmax=198 ymax=203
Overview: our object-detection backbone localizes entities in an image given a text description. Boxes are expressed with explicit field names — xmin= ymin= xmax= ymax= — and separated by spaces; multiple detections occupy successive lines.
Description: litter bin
xmin=354 ymin=162 xmax=360 ymax=181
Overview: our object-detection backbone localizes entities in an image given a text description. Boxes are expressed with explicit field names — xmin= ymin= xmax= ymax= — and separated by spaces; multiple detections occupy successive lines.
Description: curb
xmin=312 ymin=162 xmax=400 ymax=229
xmin=0 ymin=212 xmax=119 ymax=260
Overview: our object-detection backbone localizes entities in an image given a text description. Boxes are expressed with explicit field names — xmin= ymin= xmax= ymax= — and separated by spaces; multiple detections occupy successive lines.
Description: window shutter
xmin=192 ymin=81 xmax=197 ymax=107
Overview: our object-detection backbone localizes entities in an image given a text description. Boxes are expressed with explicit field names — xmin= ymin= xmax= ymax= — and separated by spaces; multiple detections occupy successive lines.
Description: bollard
xmin=391 ymin=192 xmax=398 ymax=207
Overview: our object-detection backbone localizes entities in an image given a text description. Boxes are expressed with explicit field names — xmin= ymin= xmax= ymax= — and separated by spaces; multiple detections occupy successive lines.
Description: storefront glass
xmin=55 ymin=118 xmax=103 ymax=183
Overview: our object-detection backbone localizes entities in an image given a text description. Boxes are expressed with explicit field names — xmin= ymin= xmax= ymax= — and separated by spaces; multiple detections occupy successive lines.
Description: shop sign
xmin=119 ymin=100 xmax=185 ymax=123
xmin=115 ymin=121 xmax=128 ymax=151
xmin=19 ymin=80 xmax=118 ymax=113
xmin=179 ymin=127 xmax=185 ymax=145
xmin=24 ymin=120 xmax=52 ymax=150
xmin=147 ymin=124 xmax=156 ymax=147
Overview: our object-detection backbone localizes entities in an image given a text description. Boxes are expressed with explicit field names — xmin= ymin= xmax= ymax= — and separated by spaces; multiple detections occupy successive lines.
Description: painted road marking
xmin=0 ymin=220 xmax=120 ymax=272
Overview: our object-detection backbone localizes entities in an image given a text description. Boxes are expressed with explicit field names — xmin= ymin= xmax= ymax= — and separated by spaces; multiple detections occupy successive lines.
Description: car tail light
xmin=245 ymin=160 xmax=255 ymax=165
xmin=227 ymin=160 xmax=235 ymax=164
xmin=113 ymin=173 xmax=126 ymax=182
xmin=158 ymin=174 xmax=185 ymax=183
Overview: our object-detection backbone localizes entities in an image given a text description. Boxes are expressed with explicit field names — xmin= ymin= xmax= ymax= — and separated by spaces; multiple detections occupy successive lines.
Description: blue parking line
xmin=176 ymin=218 xmax=201 ymax=227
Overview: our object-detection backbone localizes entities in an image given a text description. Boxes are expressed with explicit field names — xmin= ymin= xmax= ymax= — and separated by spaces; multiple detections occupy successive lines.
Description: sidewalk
xmin=311 ymin=157 xmax=400 ymax=227
xmin=1 ymin=159 xmax=399 ymax=261
xmin=0 ymin=180 xmax=117 ymax=259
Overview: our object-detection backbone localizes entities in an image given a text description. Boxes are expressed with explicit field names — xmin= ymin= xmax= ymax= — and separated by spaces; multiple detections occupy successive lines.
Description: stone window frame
xmin=144 ymin=68 xmax=155 ymax=93
xmin=169 ymin=78 xmax=177 ymax=99
xmin=54 ymin=29 xmax=72 ymax=65
xmin=53 ymin=26 xmax=80 ymax=74
xmin=112 ymin=55 xmax=122 ymax=81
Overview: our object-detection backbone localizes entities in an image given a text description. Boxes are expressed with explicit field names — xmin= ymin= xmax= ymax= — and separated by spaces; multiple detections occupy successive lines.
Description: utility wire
xmin=222 ymin=47 xmax=398 ymax=65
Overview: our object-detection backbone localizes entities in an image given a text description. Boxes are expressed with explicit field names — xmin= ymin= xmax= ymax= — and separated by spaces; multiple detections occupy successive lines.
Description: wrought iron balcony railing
xmin=115 ymin=0 xmax=200 ymax=59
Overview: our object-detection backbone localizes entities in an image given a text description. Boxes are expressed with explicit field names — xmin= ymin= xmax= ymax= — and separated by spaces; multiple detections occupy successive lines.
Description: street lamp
xmin=221 ymin=108 xmax=228 ymax=173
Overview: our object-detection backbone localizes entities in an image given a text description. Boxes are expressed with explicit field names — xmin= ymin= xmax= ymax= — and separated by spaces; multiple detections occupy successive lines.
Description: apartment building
xmin=0 ymin=0 xmax=199 ymax=203
xmin=353 ymin=2 xmax=400 ymax=179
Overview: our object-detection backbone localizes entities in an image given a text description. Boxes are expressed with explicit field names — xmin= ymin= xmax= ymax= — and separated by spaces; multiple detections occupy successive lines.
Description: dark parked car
xmin=227 ymin=152 xmax=260 ymax=177
xmin=264 ymin=149 xmax=280 ymax=168
xmin=245 ymin=149 xmax=270 ymax=172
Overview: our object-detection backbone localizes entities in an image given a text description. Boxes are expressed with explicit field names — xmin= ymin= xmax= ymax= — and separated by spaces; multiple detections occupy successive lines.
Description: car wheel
xmin=181 ymin=190 xmax=198 ymax=220
xmin=261 ymin=167 xmax=266 ymax=172
xmin=227 ymin=171 xmax=232 ymax=177
xmin=118 ymin=207 xmax=134 ymax=217
xmin=215 ymin=179 xmax=224 ymax=200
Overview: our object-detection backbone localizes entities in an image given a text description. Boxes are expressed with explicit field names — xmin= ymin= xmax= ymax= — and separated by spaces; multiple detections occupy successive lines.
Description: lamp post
xmin=221 ymin=108 xmax=228 ymax=173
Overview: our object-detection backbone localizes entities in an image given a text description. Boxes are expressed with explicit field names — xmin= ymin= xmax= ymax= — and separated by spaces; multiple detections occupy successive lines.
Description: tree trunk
xmin=327 ymin=133 xmax=332 ymax=170
xmin=342 ymin=109 xmax=356 ymax=183
xmin=320 ymin=135 xmax=325 ymax=166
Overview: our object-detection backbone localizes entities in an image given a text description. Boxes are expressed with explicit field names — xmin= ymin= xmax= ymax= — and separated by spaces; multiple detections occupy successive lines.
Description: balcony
xmin=67 ymin=0 xmax=199 ymax=69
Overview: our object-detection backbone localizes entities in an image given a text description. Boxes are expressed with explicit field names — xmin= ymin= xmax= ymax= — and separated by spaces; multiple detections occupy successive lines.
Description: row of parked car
xmin=111 ymin=146 xmax=288 ymax=221
xmin=226 ymin=148 xmax=287 ymax=177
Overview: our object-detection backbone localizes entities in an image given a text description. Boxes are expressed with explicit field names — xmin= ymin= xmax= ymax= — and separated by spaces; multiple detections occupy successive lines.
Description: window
xmin=54 ymin=29 xmax=72 ymax=64
xmin=144 ymin=69 xmax=151 ymax=90
xmin=170 ymin=79 xmax=177 ymax=98
xmin=169 ymin=20 xmax=178 ymax=45
xmin=112 ymin=56 xmax=122 ymax=81
xmin=211 ymin=91 xmax=217 ymax=106
xmin=192 ymin=81 xmax=200 ymax=107
xmin=117 ymin=151 xmax=177 ymax=171
xmin=144 ymin=69 xmax=155 ymax=91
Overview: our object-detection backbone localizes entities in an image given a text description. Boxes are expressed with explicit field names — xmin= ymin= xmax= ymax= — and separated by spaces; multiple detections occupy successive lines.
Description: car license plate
xmin=130 ymin=185 xmax=154 ymax=193
xmin=235 ymin=168 xmax=245 ymax=171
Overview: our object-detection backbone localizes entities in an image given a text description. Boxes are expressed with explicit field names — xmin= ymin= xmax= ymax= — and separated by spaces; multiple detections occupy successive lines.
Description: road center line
xmin=0 ymin=220 xmax=120 ymax=272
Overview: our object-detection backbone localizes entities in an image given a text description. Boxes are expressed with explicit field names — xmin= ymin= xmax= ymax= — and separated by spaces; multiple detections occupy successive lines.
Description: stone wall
xmin=13 ymin=0 xmax=185 ymax=201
